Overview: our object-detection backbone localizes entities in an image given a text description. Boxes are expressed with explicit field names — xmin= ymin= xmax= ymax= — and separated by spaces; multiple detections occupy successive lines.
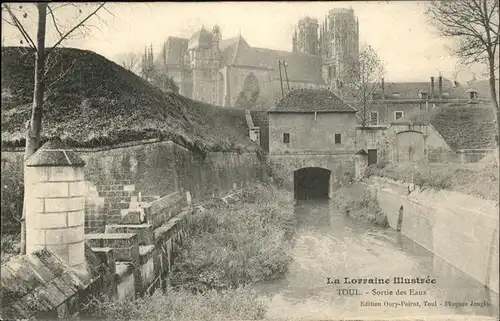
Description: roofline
xmin=270 ymin=76 xmax=326 ymax=85
xmin=268 ymin=110 xmax=357 ymax=114
xmin=231 ymin=64 xmax=271 ymax=71
xmin=390 ymin=121 xmax=428 ymax=125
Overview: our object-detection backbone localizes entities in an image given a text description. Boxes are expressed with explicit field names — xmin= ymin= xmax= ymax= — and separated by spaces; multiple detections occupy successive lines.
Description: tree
xmin=2 ymin=2 xmax=108 ymax=254
xmin=342 ymin=44 xmax=386 ymax=127
xmin=117 ymin=51 xmax=140 ymax=74
xmin=235 ymin=73 xmax=260 ymax=109
xmin=151 ymin=73 xmax=179 ymax=93
xmin=140 ymin=44 xmax=155 ymax=81
xmin=426 ymin=0 xmax=499 ymax=116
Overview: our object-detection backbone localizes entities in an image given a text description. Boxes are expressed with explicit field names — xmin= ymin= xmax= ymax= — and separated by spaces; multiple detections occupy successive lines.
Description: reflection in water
xmin=253 ymin=200 xmax=499 ymax=320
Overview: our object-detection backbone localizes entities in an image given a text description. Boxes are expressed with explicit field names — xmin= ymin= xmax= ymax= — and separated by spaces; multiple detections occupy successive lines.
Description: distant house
xmin=267 ymin=88 xmax=357 ymax=154
xmin=347 ymin=76 xmax=495 ymax=127
xmin=389 ymin=102 xmax=497 ymax=163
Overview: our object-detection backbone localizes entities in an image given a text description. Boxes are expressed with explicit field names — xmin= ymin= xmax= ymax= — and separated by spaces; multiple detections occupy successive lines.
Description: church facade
xmin=151 ymin=8 xmax=360 ymax=109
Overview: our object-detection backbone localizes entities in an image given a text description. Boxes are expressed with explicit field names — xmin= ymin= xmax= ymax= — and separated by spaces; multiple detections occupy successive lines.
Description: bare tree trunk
xmin=487 ymin=55 xmax=500 ymax=167
xmin=21 ymin=3 xmax=47 ymax=255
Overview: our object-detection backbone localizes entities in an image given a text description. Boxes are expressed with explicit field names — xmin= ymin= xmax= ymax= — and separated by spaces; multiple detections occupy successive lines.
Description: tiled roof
xmin=268 ymin=88 xmax=357 ymax=113
xmin=253 ymin=48 xmax=324 ymax=84
xmin=220 ymin=35 xmax=324 ymax=85
xmin=0 ymin=249 xmax=97 ymax=319
xmin=382 ymin=78 xmax=460 ymax=99
xmin=163 ymin=37 xmax=188 ymax=66
xmin=393 ymin=103 xmax=497 ymax=150
xmin=188 ymin=27 xmax=213 ymax=50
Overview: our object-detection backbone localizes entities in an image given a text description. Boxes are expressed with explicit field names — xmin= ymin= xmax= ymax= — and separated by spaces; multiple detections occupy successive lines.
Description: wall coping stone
xmin=139 ymin=245 xmax=155 ymax=264
xmin=269 ymin=150 xmax=357 ymax=156
xmin=86 ymin=233 xmax=137 ymax=240
xmin=115 ymin=262 xmax=134 ymax=279
xmin=366 ymin=176 xmax=499 ymax=214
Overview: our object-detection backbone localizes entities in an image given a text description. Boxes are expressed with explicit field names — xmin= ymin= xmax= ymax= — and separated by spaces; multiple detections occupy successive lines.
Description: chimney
xmin=438 ymin=76 xmax=443 ymax=99
xmin=430 ymin=77 xmax=435 ymax=99
xmin=381 ymin=78 xmax=385 ymax=99
xmin=469 ymin=89 xmax=478 ymax=103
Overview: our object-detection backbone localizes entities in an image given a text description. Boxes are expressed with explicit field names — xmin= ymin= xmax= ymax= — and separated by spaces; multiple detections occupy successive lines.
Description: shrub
xmin=364 ymin=162 xmax=498 ymax=202
xmin=1 ymin=161 xmax=23 ymax=235
xmin=84 ymin=287 xmax=267 ymax=321
xmin=1 ymin=234 xmax=21 ymax=264
xmin=172 ymin=183 xmax=295 ymax=290
xmin=332 ymin=185 xmax=388 ymax=226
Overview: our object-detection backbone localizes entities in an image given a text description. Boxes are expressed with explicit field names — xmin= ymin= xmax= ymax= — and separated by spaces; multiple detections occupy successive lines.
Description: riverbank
xmin=88 ymin=183 xmax=296 ymax=320
xmin=365 ymin=158 xmax=499 ymax=203
xmin=331 ymin=183 xmax=388 ymax=226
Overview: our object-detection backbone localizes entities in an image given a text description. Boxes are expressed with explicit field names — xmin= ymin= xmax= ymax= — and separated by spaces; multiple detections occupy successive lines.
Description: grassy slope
xmin=366 ymin=159 xmax=499 ymax=203
xmin=1 ymin=46 xmax=256 ymax=153
xmin=402 ymin=104 xmax=497 ymax=150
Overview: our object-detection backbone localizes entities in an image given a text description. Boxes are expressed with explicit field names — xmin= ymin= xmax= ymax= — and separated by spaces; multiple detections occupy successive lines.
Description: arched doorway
xmin=396 ymin=131 xmax=425 ymax=162
xmin=294 ymin=167 xmax=331 ymax=200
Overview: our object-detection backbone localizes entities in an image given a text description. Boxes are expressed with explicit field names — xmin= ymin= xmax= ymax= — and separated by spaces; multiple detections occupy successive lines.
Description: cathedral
xmin=151 ymin=8 xmax=359 ymax=109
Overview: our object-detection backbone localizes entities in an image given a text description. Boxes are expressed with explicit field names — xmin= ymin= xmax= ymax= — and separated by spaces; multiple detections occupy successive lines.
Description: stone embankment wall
xmin=1 ymin=139 xmax=263 ymax=233
xmin=362 ymin=176 xmax=499 ymax=294
xmin=1 ymin=138 xmax=255 ymax=319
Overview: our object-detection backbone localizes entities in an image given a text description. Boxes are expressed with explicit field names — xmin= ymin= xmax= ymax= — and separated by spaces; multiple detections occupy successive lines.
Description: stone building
xmin=151 ymin=8 xmax=360 ymax=108
xmin=266 ymin=88 xmax=358 ymax=199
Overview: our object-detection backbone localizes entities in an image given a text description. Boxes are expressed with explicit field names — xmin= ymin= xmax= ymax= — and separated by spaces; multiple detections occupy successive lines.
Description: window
xmin=283 ymin=133 xmax=290 ymax=144
xmin=370 ymin=111 xmax=379 ymax=125
xmin=394 ymin=111 xmax=404 ymax=120
xmin=335 ymin=133 xmax=341 ymax=144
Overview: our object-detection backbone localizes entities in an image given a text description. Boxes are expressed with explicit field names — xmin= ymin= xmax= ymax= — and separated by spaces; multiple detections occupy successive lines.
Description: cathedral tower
xmin=187 ymin=25 xmax=221 ymax=105
xmin=321 ymin=8 xmax=359 ymax=89
xmin=293 ymin=17 xmax=319 ymax=56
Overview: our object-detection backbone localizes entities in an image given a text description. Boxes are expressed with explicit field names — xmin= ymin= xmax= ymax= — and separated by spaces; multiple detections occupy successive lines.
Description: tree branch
xmin=46 ymin=2 xmax=105 ymax=56
xmin=47 ymin=5 xmax=63 ymax=39
xmin=2 ymin=4 xmax=37 ymax=50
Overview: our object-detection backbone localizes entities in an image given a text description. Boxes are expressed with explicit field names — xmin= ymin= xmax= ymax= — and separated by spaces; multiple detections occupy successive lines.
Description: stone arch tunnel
xmin=293 ymin=167 xmax=331 ymax=200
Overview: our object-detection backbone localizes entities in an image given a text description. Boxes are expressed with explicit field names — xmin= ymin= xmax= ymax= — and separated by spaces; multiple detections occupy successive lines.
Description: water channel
xmin=253 ymin=200 xmax=499 ymax=320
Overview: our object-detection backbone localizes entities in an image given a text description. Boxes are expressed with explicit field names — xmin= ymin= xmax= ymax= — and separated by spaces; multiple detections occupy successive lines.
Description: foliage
xmin=83 ymin=287 xmax=267 ymax=321
xmin=331 ymin=185 xmax=388 ymax=226
xmin=172 ymin=183 xmax=295 ymax=290
xmin=0 ymin=234 xmax=21 ymax=264
xmin=364 ymin=161 xmax=499 ymax=202
xmin=116 ymin=51 xmax=140 ymax=75
xmin=265 ymin=162 xmax=292 ymax=190
xmin=1 ymin=161 xmax=23 ymax=235
xmin=151 ymin=73 xmax=179 ymax=94
xmin=235 ymin=73 xmax=260 ymax=109
xmin=342 ymin=43 xmax=386 ymax=127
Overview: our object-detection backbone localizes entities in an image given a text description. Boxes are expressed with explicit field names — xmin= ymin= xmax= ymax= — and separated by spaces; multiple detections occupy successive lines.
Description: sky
xmin=1 ymin=1 xmax=490 ymax=83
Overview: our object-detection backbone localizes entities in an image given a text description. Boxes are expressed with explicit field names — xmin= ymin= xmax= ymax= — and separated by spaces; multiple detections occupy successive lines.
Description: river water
xmin=253 ymin=200 xmax=499 ymax=320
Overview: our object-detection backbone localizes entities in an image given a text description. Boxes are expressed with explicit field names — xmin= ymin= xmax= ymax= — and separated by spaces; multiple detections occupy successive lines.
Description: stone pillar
xmin=25 ymin=140 xmax=87 ymax=270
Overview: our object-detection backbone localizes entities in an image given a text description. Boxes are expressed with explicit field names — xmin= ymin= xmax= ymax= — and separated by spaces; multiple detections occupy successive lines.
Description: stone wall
xmin=268 ymin=152 xmax=356 ymax=196
xmin=362 ymin=176 xmax=499 ymax=294
xmin=354 ymin=123 xmax=465 ymax=164
xmin=268 ymin=112 xmax=357 ymax=153
xmin=354 ymin=127 xmax=390 ymax=163
xmin=1 ymin=139 xmax=263 ymax=233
